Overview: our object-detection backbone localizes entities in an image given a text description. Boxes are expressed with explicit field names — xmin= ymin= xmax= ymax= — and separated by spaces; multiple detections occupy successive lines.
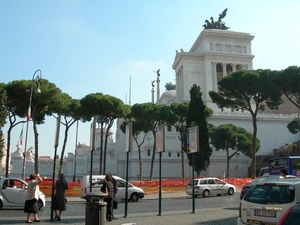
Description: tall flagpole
xmin=21 ymin=69 xmax=42 ymax=179
xmin=124 ymin=76 xmax=131 ymax=218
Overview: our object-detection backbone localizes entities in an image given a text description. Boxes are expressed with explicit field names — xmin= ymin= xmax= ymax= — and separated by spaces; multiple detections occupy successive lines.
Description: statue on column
xmin=151 ymin=80 xmax=155 ymax=88
xmin=155 ymin=69 xmax=160 ymax=77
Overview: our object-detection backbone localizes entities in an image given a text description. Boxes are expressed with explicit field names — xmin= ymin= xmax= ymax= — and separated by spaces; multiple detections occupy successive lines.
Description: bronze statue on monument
xmin=203 ymin=8 xmax=230 ymax=30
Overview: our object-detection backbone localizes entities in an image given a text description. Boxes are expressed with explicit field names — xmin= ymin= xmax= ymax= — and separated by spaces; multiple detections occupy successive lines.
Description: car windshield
xmin=244 ymin=184 xmax=295 ymax=204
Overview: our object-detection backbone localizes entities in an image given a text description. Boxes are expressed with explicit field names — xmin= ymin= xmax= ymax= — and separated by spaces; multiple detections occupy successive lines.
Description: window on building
xmin=226 ymin=64 xmax=233 ymax=74
xmin=168 ymin=152 xmax=171 ymax=157
xmin=216 ymin=63 xmax=223 ymax=82
xmin=167 ymin=125 xmax=171 ymax=132
xmin=147 ymin=149 xmax=151 ymax=156
xmin=176 ymin=127 xmax=180 ymax=132
xmin=177 ymin=153 xmax=180 ymax=157
xmin=236 ymin=64 xmax=242 ymax=71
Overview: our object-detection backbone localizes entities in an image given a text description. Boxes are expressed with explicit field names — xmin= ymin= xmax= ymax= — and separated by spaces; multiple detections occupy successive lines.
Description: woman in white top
xmin=24 ymin=173 xmax=43 ymax=223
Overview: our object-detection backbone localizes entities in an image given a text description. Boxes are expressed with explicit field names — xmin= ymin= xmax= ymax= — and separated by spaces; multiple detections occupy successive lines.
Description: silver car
xmin=237 ymin=178 xmax=300 ymax=225
xmin=0 ymin=177 xmax=46 ymax=209
xmin=186 ymin=177 xmax=236 ymax=197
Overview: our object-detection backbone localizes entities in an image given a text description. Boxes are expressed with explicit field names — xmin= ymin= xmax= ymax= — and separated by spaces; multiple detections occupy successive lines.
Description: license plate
xmin=254 ymin=209 xmax=276 ymax=218
xmin=247 ymin=219 xmax=261 ymax=224
xmin=247 ymin=220 xmax=276 ymax=225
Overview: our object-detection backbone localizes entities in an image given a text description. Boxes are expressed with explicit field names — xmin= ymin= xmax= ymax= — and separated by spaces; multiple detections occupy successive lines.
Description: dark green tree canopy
xmin=209 ymin=123 xmax=260 ymax=158
xmin=208 ymin=69 xmax=282 ymax=178
xmin=287 ymin=118 xmax=300 ymax=134
xmin=209 ymin=70 xmax=283 ymax=113
xmin=187 ymin=84 xmax=212 ymax=173
xmin=275 ymin=66 xmax=300 ymax=108
xmin=0 ymin=85 xmax=7 ymax=159
xmin=80 ymin=92 xmax=129 ymax=121
xmin=165 ymin=82 xmax=176 ymax=91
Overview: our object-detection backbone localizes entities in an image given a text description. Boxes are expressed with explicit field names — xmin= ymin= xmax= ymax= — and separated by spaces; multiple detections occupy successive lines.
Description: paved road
xmin=0 ymin=191 xmax=240 ymax=225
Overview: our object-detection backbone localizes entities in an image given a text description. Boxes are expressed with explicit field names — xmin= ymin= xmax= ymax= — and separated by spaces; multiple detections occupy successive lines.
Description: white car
xmin=237 ymin=178 xmax=300 ymax=225
xmin=80 ymin=175 xmax=144 ymax=202
xmin=186 ymin=177 xmax=236 ymax=197
xmin=0 ymin=177 xmax=46 ymax=209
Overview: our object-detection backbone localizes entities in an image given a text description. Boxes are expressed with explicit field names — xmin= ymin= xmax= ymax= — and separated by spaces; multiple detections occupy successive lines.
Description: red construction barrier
xmin=33 ymin=177 xmax=253 ymax=196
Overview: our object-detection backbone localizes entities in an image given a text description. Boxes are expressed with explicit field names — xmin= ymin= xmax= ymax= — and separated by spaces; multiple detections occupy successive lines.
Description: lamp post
xmin=21 ymin=69 xmax=42 ymax=179
xmin=235 ymin=136 xmax=239 ymax=177
xmin=73 ymin=120 xmax=79 ymax=182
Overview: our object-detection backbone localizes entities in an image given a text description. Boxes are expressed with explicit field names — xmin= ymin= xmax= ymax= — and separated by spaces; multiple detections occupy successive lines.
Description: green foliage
xmin=81 ymin=93 xmax=129 ymax=121
xmin=165 ymin=82 xmax=176 ymax=91
xmin=121 ymin=103 xmax=157 ymax=135
xmin=4 ymin=79 xmax=63 ymax=173
xmin=80 ymin=92 xmax=129 ymax=174
xmin=275 ymin=66 xmax=300 ymax=108
xmin=287 ymin=117 xmax=300 ymax=134
xmin=208 ymin=69 xmax=282 ymax=178
xmin=186 ymin=84 xmax=212 ymax=174
xmin=0 ymin=86 xmax=8 ymax=128
xmin=0 ymin=86 xmax=7 ymax=159
xmin=208 ymin=123 xmax=260 ymax=158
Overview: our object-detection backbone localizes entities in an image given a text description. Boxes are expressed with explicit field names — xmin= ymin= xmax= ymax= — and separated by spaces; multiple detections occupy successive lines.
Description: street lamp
xmin=21 ymin=69 xmax=42 ymax=179
xmin=73 ymin=120 xmax=79 ymax=182
xmin=235 ymin=136 xmax=239 ymax=177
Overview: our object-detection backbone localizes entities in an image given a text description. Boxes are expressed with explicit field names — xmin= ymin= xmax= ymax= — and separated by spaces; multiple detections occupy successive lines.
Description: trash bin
xmin=85 ymin=192 xmax=107 ymax=225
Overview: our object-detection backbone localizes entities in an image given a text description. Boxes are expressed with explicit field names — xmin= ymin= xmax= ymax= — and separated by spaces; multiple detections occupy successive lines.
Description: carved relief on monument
xmin=235 ymin=45 xmax=241 ymax=53
xmin=225 ymin=44 xmax=232 ymax=53
xmin=215 ymin=43 xmax=222 ymax=52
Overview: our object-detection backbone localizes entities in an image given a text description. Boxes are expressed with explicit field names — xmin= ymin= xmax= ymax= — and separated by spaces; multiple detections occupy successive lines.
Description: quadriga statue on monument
xmin=203 ymin=8 xmax=230 ymax=30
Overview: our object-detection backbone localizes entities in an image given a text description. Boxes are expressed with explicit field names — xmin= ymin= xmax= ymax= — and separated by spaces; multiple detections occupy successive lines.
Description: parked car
xmin=258 ymin=167 xmax=269 ymax=177
xmin=0 ymin=177 xmax=46 ymax=210
xmin=186 ymin=177 xmax=236 ymax=197
xmin=80 ymin=175 xmax=144 ymax=202
xmin=240 ymin=175 xmax=297 ymax=200
xmin=237 ymin=178 xmax=300 ymax=225
xmin=278 ymin=202 xmax=300 ymax=225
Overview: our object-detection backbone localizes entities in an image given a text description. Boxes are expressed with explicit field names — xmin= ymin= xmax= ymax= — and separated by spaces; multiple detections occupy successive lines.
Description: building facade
xmin=2 ymin=28 xmax=299 ymax=181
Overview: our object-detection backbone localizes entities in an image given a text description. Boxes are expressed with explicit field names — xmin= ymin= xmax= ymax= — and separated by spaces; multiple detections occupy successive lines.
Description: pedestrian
xmin=53 ymin=173 xmax=68 ymax=221
xmin=280 ymin=169 xmax=288 ymax=178
xmin=103 ymin=173 xmax=114 ymax=222
xmin=24 ymin=173 xmax=43 ymax=223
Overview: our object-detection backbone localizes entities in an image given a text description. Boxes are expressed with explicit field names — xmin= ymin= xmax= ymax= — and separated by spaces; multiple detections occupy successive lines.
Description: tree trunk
xmin=5 ymin=125 xmax=13 ymax=178
xmin=226 ymin=149 xmax=230 ymax=178
xmin=251 ymin=116 xmax=258 ymax=178
xmin=59 ymin=125 xmax=70 ymax=174
xmin=138 ymin=144 xmax=142 ymax=181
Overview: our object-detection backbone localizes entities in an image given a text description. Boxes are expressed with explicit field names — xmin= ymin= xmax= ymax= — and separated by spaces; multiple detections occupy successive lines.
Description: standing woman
xmin=53 ymin=173 xmax=68 ymax=221
xmin=24 ymin=173 xmax=43 ymax=223
xmin=103 ymin=173 xmax=114 ymax=222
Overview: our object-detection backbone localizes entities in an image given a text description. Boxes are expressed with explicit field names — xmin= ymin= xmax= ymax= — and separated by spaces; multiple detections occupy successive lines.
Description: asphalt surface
xmin=0 ymin=190 xmax=241 ymax=225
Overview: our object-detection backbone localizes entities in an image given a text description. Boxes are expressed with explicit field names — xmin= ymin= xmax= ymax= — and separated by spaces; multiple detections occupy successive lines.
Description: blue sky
xmin=1 ymin=0 xmax=300 ymax=158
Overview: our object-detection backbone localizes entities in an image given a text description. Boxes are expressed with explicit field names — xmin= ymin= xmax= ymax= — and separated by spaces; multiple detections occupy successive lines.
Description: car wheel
xmin=228 ymin=188 xmax=234 ymax=195
xmin=0 ymin=199 xmax=3 ymax=209
xmin=37 ymin=199 xmax=43 ymax=210
xmin=130 ymin=193 xmax=139 ymax=202
xmin=203 ymin=190 xmax=210 ymax=197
